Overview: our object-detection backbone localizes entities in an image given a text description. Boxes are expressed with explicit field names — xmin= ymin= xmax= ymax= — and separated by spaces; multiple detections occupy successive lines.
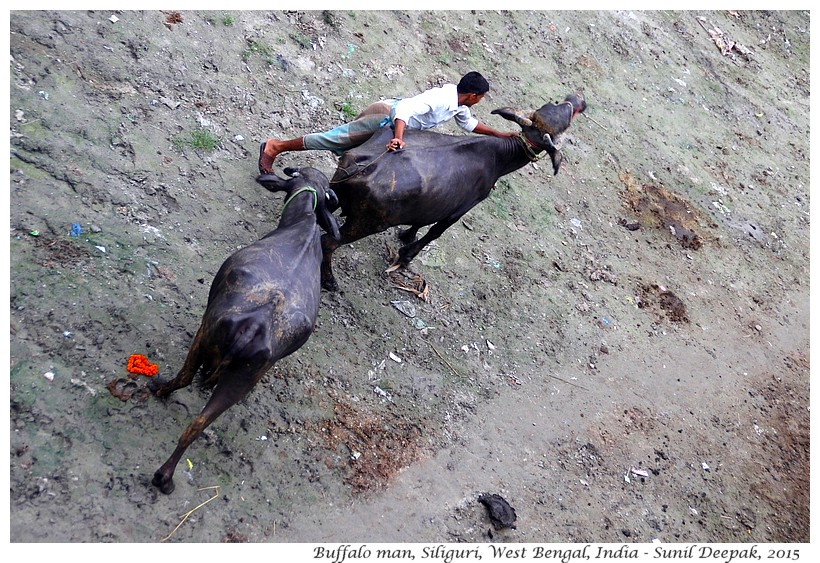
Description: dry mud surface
xmin=8 ymin=10 xmax=810 ymax=545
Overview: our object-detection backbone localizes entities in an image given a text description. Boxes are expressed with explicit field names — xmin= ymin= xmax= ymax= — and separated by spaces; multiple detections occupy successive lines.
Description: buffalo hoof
xmin=147 ymin=378 xmax=171 ymax=397
xmin=152 ymin=470 xmax=176 ymax=495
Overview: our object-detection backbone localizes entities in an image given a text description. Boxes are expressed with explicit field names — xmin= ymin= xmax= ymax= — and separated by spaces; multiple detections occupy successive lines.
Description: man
xmin=258 ymin=71 xmax=516 ymax=174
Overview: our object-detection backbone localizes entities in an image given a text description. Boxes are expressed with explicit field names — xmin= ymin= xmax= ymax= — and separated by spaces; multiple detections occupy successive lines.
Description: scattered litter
xmin=38 ymin=91 xmax=49 ymax=100
xmin=701 ymin=461 xmax=711 ymax=471
xmin=258 ymin=435 xmax=268 ymax=441
xmin=29 ymin=230 xmax=39 ymax=237
xmin=70 ymin=377 xmax=97 ymax=396
xmin=350 ymin=451 xmax=361 ymax=461
xmin=631 ymin=467 xmax=650 ymax=478
xmin=486 ymin=339 xmax=496 ymax=351
xmin=109 ymin=15 xmax=119 ymax=23
xmin=126 ymin=354 xmax=159 ymax=377
xmin=234 ymin=134 xmax=244 ymax=142
xmin=695 ymin=17 xmax=753 ymax=60
xmin=159 ymin=96 xmax=180 ymax=109
xmin=712 ymin=200 xmax=731 ymax=215
xmin=391 ymin=300 xmax=416 ymax=318
xmin=373 ymin=386 xmax=391 ymax=399
xmin=388 ymin=352 xmax=402 ymax=363
xmin=570 ymin=217 xmax=582 ymax=228
xmin=63 ymin=331 xmax=72 ymax=337
xmin=70 ymin=223 xmax=83 ymax=237
xmin=186 ymin=459 xmax=194 ymax=470
xmin=162 ymin=485 xmax=221 ymax=542
xmin=95 ymin=245 xmax=106 ymax=253
xmin=387 ymin=265 xmax=429 ymax=302
xmin=43 ymin=371 xmax=55 ymax=381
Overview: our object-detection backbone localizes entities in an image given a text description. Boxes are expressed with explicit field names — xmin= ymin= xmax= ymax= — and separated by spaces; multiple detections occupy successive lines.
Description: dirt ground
xmin=7 ymin=9 xmax=810 ymax=546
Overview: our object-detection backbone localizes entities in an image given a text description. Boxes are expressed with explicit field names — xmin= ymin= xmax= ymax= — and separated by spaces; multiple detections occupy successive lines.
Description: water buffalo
xmin=320 ymin=93 xmax=586 ymax=291
xmin=150 ymin=167 xmax=339 ymax=494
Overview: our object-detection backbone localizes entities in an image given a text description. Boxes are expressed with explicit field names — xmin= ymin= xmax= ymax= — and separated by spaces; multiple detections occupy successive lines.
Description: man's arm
xmin=471 ymin=122 xmax=518 ymax=138
xmin=388 ymin=119 xmax=407 ymax=151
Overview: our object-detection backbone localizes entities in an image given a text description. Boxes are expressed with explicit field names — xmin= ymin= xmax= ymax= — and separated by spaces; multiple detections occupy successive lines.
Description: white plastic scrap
xmin=388 ymin=352 xmax=402 ymax=363
xmin=701 ymin=461 xmax=711 ymax=471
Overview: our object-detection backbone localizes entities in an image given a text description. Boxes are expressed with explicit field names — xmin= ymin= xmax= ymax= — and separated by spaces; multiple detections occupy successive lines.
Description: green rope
xmin=282 ymin=186 xmax=317 ymax=212
xmin=516 ymin=132 xmax=543 ymax=162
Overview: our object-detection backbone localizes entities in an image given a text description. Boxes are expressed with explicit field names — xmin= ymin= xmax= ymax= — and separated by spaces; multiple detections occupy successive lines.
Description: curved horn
xmin=490 ymin=107 xmax=533 ymax=127
xmin=282 ymin=166 xmax=301 ymax=177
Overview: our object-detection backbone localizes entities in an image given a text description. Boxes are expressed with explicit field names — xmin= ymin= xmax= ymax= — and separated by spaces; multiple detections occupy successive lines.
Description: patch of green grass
xmin=222 ymin=14 xmax=234 ymax=26
xmin=491 ymin=178 xmax=515 ymax=220
xmin=437 ymin=54 xmax=449 ymax=65
xmin=173 ymin=128 xmax=219 ymax=151
xmin=340 ymin=100 xmax=357 ymax=119
xmin=290 ymin=31 xmax=312 ymax=50
xmin=241 ymin=40 xmax=276 ymax=64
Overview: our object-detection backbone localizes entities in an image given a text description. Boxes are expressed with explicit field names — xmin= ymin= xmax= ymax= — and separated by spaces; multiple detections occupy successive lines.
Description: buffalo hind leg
xmin=152 ymin=372 xmax=260 ymax=494
xmin=398 ymin=226 xmax=420 ymax=244
xmin=150 ymin=325 xmax=206 ymax=398
xmin=321 ymin=220 xmax=378 ymax=291
xmin=395 ymin=217 xmax=460 ymax=268
xmin=321 ymin=232 xmax=342 ymax=291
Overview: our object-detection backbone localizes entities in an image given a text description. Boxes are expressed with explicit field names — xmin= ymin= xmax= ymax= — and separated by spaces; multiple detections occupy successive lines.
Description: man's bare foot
xmin=258 ymin=140 xmax=277 ymax=174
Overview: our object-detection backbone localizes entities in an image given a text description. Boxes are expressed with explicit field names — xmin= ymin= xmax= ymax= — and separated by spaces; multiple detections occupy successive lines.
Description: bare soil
xmin=8 ymin=9 xmax=810 ymax=545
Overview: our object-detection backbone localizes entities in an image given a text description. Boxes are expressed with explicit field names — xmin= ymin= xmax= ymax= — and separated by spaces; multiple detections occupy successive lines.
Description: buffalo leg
xmin=321 ymin=220 xmax=380 ymax=291
xmin=150 ymin=325 xmax=205 ymax=398
xmin=397 ymin=226 xmax=420 ymax=244
xmin=320 ymin=232 xmax=342 ymax=291
xmin=152 ymin=371 xmax=260 ymax=494
xmin=396 ymin=216 xmax=460 ymax=267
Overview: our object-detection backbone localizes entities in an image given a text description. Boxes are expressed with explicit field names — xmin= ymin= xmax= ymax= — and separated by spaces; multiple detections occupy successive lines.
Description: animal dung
xmin=478 ymin=492 xmax=517 ymax=529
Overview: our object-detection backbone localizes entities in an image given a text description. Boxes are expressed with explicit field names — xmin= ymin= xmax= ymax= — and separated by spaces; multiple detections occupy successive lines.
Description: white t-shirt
xmin=390 ymin=83 xmax=479 ymax=132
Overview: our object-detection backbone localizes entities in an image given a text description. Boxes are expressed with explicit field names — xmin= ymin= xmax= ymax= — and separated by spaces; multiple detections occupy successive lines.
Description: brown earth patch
xmin=637 ymin=282 xmax=689 ymax=324
xmin=319 ymin=395 xmax=426 ymax=492
xmin=619 ymin=170 xmax=707 ymax=250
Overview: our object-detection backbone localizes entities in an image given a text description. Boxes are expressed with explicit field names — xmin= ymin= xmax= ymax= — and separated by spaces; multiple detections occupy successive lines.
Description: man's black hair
xmin=457 ymin=71 xmax=490 ymax=95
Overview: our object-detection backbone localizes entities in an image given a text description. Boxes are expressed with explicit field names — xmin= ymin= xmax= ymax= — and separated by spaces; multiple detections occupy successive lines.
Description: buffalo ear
xmin=491 ymin=107 xmax=533 ymax=127
xmin=255 ymin=173 xmax=289 ymax=193
xmin=317 ymin=189 xmax=341 ymax=240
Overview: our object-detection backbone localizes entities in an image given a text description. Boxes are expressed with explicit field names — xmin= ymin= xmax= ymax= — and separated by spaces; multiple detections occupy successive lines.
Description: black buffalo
xmin=320 ymin=93 xmax=586 ymax=291
xmin=150 ymin=167 xmax=339 ymax=494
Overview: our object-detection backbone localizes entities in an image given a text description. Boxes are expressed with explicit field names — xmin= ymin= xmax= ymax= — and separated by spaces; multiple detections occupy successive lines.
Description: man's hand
xmin=387 ymin=138 xmax=405 ymax=151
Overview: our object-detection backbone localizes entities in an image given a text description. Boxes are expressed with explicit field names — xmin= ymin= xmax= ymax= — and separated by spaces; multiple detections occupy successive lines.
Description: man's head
xmin=457 ymin=71 xmax=490 ymax=107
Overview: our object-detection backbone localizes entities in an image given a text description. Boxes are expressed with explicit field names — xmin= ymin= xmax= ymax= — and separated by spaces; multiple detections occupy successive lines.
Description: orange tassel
xmin=127 ymin=354 xmax=158 ymax=377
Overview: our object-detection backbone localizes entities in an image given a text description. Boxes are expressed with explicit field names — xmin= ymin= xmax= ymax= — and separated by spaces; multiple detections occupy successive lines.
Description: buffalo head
xmin=491 ymin=92 xmax=586 ymax=174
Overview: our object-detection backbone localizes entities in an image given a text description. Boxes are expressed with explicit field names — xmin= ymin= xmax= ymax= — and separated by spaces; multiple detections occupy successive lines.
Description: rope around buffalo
xmin=329 ymin=148 xmax=393 ymax=185
xmin=282 ymin=186 xmax=318 ymax=211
